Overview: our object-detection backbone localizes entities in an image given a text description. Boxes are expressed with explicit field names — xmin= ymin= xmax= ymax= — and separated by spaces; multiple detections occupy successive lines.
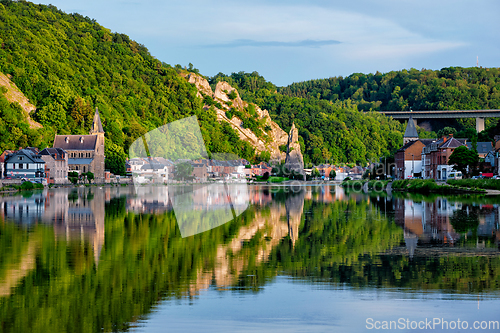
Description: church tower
xmin=403 ymin=115 xmax=419 ymax=145
xmin=90 ymin=108 xmax=105 ymax=182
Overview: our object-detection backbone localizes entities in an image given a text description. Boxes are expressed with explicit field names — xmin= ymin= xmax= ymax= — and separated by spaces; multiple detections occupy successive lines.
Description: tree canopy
xmin=448 ymin=146 xmax=479 ymax=178
xmin=0 ymin=0 xmax=256 ymax=173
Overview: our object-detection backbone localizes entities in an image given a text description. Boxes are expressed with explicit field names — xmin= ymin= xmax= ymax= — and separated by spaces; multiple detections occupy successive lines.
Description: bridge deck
xmin=379 ymin=110 xmax=500 ymax=119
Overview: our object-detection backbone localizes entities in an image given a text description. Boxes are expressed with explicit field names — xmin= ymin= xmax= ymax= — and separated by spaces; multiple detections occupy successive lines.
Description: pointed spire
xmin=403 ymin=115 xmax=419 ymax=145
xmin=404 ymin=115 xmax=418 ymax=138
xmin=90 ymin=107 xmax=104 ymax=134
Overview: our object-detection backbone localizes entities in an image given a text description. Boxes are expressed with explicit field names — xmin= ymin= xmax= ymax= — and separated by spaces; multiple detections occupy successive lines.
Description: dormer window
xmin=80 ymin=137 xmax=84 ymax=143
xmin=65 ymin=137 xmax=69 ymax=143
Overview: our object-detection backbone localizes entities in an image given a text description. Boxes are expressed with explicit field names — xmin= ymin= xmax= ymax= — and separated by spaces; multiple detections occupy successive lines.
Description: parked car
xmin=472 ymin=175 xmax=483 ymax=179
xmin=448 ymin=172 xmax=462 ymax=180
xmin=493 ymin=175 xmax=500 ymax=180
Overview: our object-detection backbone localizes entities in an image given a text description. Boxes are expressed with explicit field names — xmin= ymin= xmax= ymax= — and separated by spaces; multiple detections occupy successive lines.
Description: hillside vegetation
xmin=0 ymin=0 xmax=255 ymax=173
xmin=211 ymin=72 xmax=404 ymax=165
xmin=280 ymin=67 xmax=500 ymax=112
xmin=2 ymin=1 xmax=498 ymax=169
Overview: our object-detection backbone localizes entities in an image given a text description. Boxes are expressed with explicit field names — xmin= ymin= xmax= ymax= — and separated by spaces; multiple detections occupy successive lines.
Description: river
xmin=0 ymin=185 xmax=499 ymax=332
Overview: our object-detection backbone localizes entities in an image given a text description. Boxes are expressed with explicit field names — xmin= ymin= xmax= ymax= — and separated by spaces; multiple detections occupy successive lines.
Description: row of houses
xmin=127 ymin=157 xmax=274 ymax=184
xmin=395 ymin=116 xmax=497 ymax=180
xmin=0 ymin=109 xmax=106 ymax=184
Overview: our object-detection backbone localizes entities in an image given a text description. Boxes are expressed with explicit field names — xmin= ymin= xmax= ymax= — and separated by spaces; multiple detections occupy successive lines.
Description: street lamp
xmin=411 ymin=154 xmax=414 ymax=178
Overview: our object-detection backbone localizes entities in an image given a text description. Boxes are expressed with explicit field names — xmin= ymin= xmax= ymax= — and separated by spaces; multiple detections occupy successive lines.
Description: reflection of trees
xmin=263 ymin=199 xmax=403 ymax=277
xmin=450 ymin=205 xmax=479 ymax=234
xmin=0 ymin=198 xmax=256 ymax=332
xmin=2 ymin=194 xmax=500 ymax=333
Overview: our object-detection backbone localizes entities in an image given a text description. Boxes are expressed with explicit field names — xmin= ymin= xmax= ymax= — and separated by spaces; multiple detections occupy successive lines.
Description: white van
xmin=448 ymin=172 xmax=462 ymax=180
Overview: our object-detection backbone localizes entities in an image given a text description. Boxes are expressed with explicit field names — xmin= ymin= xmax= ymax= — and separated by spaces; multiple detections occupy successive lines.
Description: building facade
xmin=422 ymin=136 xmax=466 ymax=180
xmin=4 ymin=148 xmax=45 ymax=180
xmin=53 ymin=108 xmax=105 ymax=183
xmin=40 ymin=148 xmax=68 ymax=184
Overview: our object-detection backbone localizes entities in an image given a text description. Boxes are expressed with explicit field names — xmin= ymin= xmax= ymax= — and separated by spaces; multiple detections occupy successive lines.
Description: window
xmin=19 ymin=163 xmax=23 ymax=169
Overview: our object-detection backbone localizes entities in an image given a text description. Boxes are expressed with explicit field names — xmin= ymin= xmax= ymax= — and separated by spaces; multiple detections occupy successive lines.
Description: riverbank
xmin=342 ymin=179 xmax=490 ymax=195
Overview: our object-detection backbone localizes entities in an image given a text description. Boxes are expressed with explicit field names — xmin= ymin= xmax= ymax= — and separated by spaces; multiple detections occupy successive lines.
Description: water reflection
xmin=382 ymin=195 xmax=500 ymax=257
xmin=0 ymin=185 xmax=500 ymax=332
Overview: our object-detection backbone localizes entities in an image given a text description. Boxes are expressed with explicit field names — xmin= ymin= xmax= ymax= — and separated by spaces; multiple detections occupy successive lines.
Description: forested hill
xmin=0 ymin=0 xmax=257 ymax=173
xmin=278 ymin=67 xmax=500 ymax=112
xmin=211 ymin=72 xmax=405 ymax=165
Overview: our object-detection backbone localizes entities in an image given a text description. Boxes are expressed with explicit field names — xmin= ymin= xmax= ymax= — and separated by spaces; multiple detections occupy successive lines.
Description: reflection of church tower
xmin=404 ymin=230 xmax=418 ymax=259
xmin=89 ymin=108 xmax=105 ymax=183
xmin=285 ymin=189 xmax=306 ymax=246
xmin=403 ymin=115 xmax=419 ymax=145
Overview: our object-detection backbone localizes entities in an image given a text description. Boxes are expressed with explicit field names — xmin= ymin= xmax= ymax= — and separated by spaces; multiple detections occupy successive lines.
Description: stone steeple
xmin=90 ymin=107 xmax=104 ymax=134
xmin=403 ymin=115 xmax=419 ymax=145
xmin=284 ymin=122 xmax=305 ymax=180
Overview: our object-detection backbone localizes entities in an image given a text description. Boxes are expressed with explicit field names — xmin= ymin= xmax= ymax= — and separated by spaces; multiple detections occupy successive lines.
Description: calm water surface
xmin=1 ymin=185 xmax=500 ymax=332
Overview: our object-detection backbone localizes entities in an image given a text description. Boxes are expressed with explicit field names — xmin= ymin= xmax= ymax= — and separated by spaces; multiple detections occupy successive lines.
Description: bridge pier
xmin=476 ymin=117 xmax=485 ymax=133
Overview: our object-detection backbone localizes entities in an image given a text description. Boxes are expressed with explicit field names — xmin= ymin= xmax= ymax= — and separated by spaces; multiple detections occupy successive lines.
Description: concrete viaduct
xmin=379 ymin=110 xmax=500 ymax=133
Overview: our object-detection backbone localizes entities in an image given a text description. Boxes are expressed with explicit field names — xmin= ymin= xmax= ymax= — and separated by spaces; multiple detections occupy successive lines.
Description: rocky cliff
xmin=0 ymin=72 xmax=42 ymax=129
xmin=184 ymin=73 xmax=304 ymax=163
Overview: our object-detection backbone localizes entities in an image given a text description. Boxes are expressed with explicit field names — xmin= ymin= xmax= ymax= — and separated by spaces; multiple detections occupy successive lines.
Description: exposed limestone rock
xmin=0 ymin=72 xmax=42 ymax=129
xmin=284 ymin=123 xmax=305 ymax=179
xmin=183 ymin=73 xmax=304 ymax=164
xmin=214 ymin=82 xmax=245 ymax=110
xmin=186 ymin=73 xmax=213 ymax=97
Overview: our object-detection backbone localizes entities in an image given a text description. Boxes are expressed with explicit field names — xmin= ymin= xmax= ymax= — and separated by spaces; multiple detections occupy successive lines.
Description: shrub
xmin=20 ymin=181 xmax=34 ymax=190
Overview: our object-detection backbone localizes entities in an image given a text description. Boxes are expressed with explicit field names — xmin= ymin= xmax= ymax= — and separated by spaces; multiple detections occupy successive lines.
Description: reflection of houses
xmin=4 ymin=148 xmax=45 ymax=180
xmin=394 ymin=197 xmax=462 ymax=250
xmin=0 ymin=189 xmax=105 ymax=263
xmin=128 ymin=185 xmax=170 ymax=214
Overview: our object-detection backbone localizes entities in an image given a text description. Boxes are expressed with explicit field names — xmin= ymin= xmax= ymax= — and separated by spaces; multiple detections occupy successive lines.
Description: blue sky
xmin=39 ymin=0 xmax=499 ymax=86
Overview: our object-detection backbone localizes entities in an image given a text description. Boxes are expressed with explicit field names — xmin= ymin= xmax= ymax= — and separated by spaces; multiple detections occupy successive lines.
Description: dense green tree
xmin=175 ymin=161 xmax=194 ymax=180
xmin=0 ymin=1 xmax=257 ymax=162
xmin=448 ymin=146 xmax=479 ymax=178
xmin=105 ymin=142 xmax=127 ymax=175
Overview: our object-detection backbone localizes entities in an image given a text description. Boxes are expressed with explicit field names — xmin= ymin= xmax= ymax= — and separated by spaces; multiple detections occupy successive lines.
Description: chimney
xmin=442 ymin=136 xmax=447 ymax=143
xmin=449 ymin=133 xmax=454 ymax=138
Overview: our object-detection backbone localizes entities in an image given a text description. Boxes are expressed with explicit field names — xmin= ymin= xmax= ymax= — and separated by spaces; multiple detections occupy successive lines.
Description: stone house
xmin=422 ymin=135 xmax=466 ymax=180
xmin=40 ymin=148 xmax=68 ymax=184
xmin=395 ymin=140 xmax=430 ymax=179
xmin=53 ymin=108 xmax=105 ymax=183
xmin=0 ymin=150 xmax=14 ymax=178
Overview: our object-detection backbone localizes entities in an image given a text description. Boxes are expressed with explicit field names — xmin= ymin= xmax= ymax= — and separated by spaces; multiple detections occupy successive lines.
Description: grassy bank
xmin=255 ymin=176 xmax=289 ymax=183
xmin=341 ymin=179 xmax=390 ymax=191
xmin=0 ymin=181 xmax=44 ymax=192
xmin=392 ymin=179 xmax=485 ymax=194
xmin=447 ymin=179 xmax=500 ymax=191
